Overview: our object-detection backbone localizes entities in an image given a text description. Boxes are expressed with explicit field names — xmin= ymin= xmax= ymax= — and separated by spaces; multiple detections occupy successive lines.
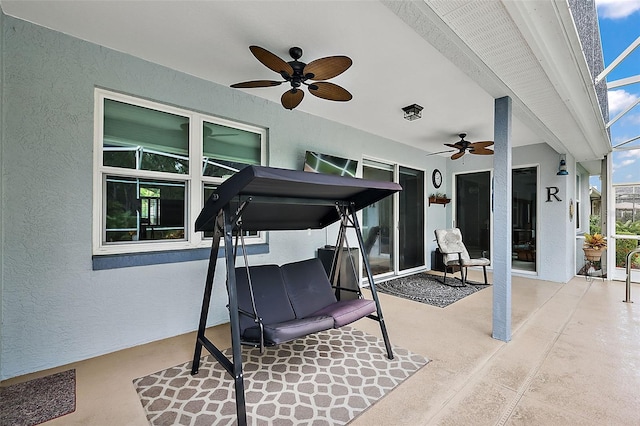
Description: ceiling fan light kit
xmin=231 ymin=45 xmax=353 ymax=110
xmin=402 ymin=104 xmax=423 ymax=121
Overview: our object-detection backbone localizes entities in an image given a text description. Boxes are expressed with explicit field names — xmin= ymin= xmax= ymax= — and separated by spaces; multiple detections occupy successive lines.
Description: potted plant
xmin=428 ymin=192 xmax=451 ymax=206
xmin=583 ymin=232 xmax=606 ymax=261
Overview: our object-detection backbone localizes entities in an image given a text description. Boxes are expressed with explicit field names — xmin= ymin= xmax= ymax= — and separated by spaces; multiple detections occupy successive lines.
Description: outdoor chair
xmin=434 ymin=228 xmax=490 ymax=285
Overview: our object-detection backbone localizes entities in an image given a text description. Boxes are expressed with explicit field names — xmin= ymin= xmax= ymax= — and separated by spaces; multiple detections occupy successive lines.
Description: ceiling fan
xmin=429 ymin=133 xmax=494 ymax=160
xmin=230 ymin=46 xmax=353 ymax=110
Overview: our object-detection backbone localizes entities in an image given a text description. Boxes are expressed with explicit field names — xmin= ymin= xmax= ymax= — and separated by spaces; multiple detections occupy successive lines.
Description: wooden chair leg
xmin=483 ymin=266 xmax=488 ymax=285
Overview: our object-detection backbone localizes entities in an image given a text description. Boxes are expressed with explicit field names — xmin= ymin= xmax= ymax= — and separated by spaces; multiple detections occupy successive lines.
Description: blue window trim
xmin=92 ymin=243 xmax=269 ymax=270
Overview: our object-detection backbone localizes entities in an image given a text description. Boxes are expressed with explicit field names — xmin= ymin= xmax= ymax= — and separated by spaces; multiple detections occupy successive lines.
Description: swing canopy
xmin=195 ymin=165 xmax=402 ymax=232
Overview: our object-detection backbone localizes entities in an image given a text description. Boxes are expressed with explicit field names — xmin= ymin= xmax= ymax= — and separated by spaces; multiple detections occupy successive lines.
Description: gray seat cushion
xmin=311 ymin=298 xmax=376 ymax=328
xmin=459 ymin=257 xmax=490 ymax=267
xmin=243 ymin=315 xmax=334 ymax=345
xmin=235 ymin=265 xmax=296 ymax=336
xmin=281 ymin=258 xmax=337 ymax=319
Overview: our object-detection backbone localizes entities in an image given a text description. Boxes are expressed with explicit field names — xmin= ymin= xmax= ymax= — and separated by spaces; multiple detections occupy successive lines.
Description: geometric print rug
xmin=133 ymin=327 xmax=429 ymax=425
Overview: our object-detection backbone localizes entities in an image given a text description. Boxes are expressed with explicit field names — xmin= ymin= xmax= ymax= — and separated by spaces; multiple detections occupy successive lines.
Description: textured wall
xmin=568 ymin=0 xmax=609 ymax=123
xmin=0 ymin=15 xmax=439 ymax=379
xmin=0 ymin=10 xmax=5 ymax=377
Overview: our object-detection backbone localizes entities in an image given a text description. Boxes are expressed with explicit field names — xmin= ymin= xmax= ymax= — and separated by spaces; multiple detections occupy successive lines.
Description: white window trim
xmin=576 ymin=173 xmax=582 ymax=231
xmin=93 ymin=88 xmax=266 ymax=256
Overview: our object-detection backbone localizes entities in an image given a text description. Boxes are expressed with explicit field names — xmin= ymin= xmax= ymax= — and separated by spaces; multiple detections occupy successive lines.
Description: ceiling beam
xmin=595 ymin=35 xmax=640 ymax=85
xmin=607 ymin=75 xmax=640 ymax=89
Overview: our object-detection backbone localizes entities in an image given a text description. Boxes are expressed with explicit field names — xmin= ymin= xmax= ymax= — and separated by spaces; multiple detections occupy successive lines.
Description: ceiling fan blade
xmin=470 ymin=141 xmax=494 ymax=148
xmin=281 ymin=89 xmax=304 ymax=110
xmin=426 ymin=149 xmax=456 ymax=157
xmin=308 ymin=82 xmax=352 ymax=101
xmin=451 ymin=151 xmax=466 ymax=160
xmin=249 ymin=45 xmax=294 ymax=77
xmin=304 ymin=56 xmax=352 ymax=80
xmin=470 ymin=147 xmax=495 ymax=155
xmin=469 ymin=141 xmax=494 ymax=155
xmin=230 ymin=80 xmax=283 ymax=88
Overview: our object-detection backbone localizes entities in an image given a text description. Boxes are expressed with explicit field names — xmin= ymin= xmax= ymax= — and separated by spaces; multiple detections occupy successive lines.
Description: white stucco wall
xmin=0 ymin=15 xmax=445 ymax=379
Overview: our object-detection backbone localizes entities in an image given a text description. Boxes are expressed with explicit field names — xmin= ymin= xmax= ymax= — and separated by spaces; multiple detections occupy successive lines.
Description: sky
xmin=593 ymin=0 xmax=640 ymax=187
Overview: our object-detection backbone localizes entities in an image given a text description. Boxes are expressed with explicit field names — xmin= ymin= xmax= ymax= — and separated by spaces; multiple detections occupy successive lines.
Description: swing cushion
xmin=235 ymin=265 xmax=297 ymax=335
xmin=281 ymin=259 xmax=339 ymax=318
xmin=235 ymin=264 xmax=334 ymax=345
xmin=235 ymin=258 xmax=376 ymax=345
xmin=310 ymin=298 xmax=376 ymax=328
xmin=281 ymin=258 xmax=376 ymax=328
xmin=243 ymin=316 xmax=335 ymax=345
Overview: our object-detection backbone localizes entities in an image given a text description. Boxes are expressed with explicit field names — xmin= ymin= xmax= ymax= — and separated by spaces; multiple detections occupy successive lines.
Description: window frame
xmin=576 ymin=174 xmax=582 ymax=231
xmin=93 ymin=88 xmax=267 ymax=256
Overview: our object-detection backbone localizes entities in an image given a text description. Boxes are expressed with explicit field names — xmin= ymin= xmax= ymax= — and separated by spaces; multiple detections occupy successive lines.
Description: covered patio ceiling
xmin=1 ymin=0 xmax=611 ymax=170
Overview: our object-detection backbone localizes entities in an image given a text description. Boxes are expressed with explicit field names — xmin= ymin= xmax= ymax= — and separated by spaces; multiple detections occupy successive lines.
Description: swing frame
xmin=190 ymin=165 xmax=401 ymax=426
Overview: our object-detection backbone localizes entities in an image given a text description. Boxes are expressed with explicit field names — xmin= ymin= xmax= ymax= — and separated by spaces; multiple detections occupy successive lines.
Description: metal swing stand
xmin=190 ymin=200 xmax=393 ymax=426
xmin=331 ymin=202 xmax=394 ymax=359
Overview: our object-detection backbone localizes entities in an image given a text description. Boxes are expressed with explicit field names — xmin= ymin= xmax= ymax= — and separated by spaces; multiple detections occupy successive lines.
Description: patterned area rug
xmin=134 ymin=327 xmax=428 ymax=425
xmin=376 ymin=272 xmax=490 ymax=308
xmin=0 ymin=369 xmax=76 ymax=426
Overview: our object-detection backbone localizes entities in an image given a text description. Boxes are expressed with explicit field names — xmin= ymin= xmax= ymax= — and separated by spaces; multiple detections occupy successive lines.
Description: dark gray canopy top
xmin=195 ymin=165 xmax=402 ymax=232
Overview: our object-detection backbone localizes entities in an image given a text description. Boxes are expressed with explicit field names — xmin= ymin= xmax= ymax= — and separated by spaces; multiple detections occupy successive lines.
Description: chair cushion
xmin=310 ymin=299 xmax=376 ymax=328
xmin=434 ymin=228 xmax=470 ymax=263
xmin=461 ymin=257 xmax=490 ymax=267
xmin=242 ymin=315 xmax=335 ymax=345
xmin=281 ymin=258 xmax=338 ymax=319
xmin=235 ymin=265 xmax=296 ymax=335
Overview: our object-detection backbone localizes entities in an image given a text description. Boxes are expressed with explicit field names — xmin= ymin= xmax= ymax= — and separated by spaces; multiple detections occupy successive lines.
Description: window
xmin=93 ymin=89 xmax=266 ymax=255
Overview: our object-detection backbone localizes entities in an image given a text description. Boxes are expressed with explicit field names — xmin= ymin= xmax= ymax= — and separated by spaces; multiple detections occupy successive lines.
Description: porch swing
xmin=190 ymin=165 xmax=402 ymax=426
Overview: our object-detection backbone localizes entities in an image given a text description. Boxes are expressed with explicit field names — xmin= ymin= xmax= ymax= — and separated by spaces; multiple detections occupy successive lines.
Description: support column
xmin=602 ymin=154 xmax=611 ymax=279
xmin=493 ymin=96 xmax=512 ymax=342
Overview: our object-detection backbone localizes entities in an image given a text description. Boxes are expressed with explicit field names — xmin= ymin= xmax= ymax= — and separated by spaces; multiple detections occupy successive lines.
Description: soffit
xmin=423 ymin=0 xmax=610 ymax=163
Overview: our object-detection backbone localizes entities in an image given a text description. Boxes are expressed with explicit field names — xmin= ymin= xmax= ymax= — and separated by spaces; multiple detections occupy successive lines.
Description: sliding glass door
xmin=362 ymin=160 xmax=425 ymax=278
xmin=362 ymin=161 xmax=394 ymax=276
xmin=455 ymin=171 xmax=491 ymax=259
xmin=399 ymin=166 xmax=425 ymax=271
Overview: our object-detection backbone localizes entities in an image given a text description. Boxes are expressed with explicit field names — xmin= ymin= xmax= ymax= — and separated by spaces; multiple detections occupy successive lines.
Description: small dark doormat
xmin=0 ymin=369 xmax=76 ymax=426
xmin=375 ymin=272 xmax=490 ymax=308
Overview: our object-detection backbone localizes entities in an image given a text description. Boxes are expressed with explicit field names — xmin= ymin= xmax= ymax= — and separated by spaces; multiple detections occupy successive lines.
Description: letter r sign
xmin=546 ymin=186 xmax=561 ymax=202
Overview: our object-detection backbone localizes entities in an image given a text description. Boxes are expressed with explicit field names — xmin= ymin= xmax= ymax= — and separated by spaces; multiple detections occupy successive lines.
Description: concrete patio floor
xmin=3 ymin=271 xmax=640 ymax=425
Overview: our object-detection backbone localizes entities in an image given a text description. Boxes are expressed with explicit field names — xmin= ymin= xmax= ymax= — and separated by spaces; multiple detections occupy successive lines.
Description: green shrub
xmin=616 ymin=219 xmax=640 ymax=235
xmin=589 ymin=215 xmax=601 ymax=235
xmin=615 ymin=232 xmax=640 ymax=269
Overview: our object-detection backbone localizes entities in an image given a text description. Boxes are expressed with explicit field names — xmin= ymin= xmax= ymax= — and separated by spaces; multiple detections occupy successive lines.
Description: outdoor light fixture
xmin=402 ymin=104 xmax=423 ymax=121
xmin=557 ymin=154 xmax=569 ymax=176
